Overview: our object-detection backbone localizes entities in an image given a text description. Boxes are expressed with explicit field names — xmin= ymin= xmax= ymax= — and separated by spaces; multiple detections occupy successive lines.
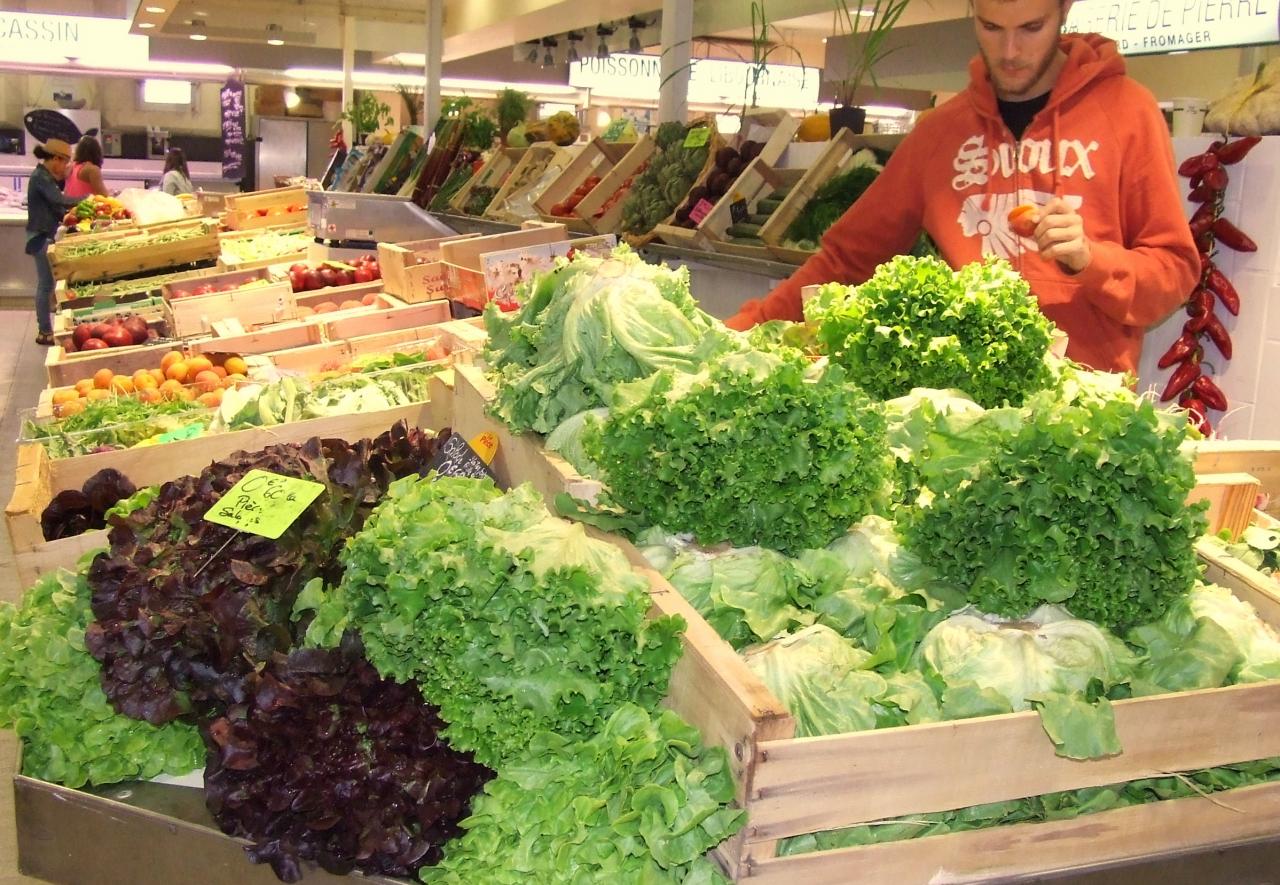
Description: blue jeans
xmin=31 ymin=236 xmax=53 ymax=335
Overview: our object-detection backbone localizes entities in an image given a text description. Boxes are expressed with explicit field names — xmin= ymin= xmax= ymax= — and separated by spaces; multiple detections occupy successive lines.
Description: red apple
xmin=72 ymin=324 xmax=95 ymax=347
xmin=303 ymin=270 xmax=325 ymax=291
xmin=80 ymin=337 xmax=109 ymax=350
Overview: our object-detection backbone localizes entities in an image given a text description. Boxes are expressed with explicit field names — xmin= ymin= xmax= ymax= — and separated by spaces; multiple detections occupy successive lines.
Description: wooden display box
xmin=51 ymin=316 xmax=167 ymax=361
xmin=643 ymin=125 xmax=726 ymax=249
xmin=702 ymin=160 xmax=807 ymax=259
xmin=217 ymin=226 xmax=312 ymax=271
xmin=571 ymin=135 xmax=656 ymax=236
xmin=448 ymin=147 xmax=526 ymax=216
xmin=377 ymin=234 xmax=479 ymax=303
xmin=320 ymin=299 xmax=451 ymax=341
xmin=447 ymin=364 xmax=1280 ymax=881
xmin=220 ymin=184 xmax=308 ymax=230
xmin=44 ymin=342 xmax=185 ymax=390
xmin=50 ymin=219 xmax=221 ymax=285
xmin=761 ymin=130 xmax=905 ymax=265
xmin=264 ymin=319 xmax=464 ymax=375
xmin=437 ymin=223 xmax=569 ymax=311
xmin=164 ymin=273 xmax=298 ymax=339
xmin=483 ymin=143 xmax=577 ymax=224
xmin=534 ymin=139 xmax=634 ymax=233
xmin=185 ymin=322 xmax=324 ymax=357
xmin=55 ymin=265 xmax=223 ymax=311
xmin=5 ymin=396 xmax=452 ymax=589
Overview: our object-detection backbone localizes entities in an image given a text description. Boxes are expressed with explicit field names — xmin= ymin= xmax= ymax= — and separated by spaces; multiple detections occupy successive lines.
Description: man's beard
xmin=983 ymin=42 xmax=1059 ymax=100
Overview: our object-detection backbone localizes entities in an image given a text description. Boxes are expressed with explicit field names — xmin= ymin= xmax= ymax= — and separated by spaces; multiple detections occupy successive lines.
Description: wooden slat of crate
xmin=55 ymin=266 xmax=222 ymax=310
xmin=378 ymin=235 xmax=478 ymax=303
xmin=534 ymin=139 xmax=632 ymax=233
xmin=52 ymin=227 xmax=221 ymax=284
xmin=1194 ymin=440 xmax=1280 ymax=515
xmin=12 ymin=529 xmax=109 ymax=590
xmin=321 ymin=299 xmax=451 ymax=341
xmin=448 ymin=147 xmax=525 ymax=216
xmin=165 ymin=280 xmax=298 ymax=338
xmin=759 ymin=130 xmax=904 ymax=265
xmin=646 ymin=128 xmax=727 ymax=249
xmin=482 ymin=143 xmax=566 ymax=224
xmin=45 ymin=343 xmax=185 ymax=389
xmin=743 ymin=780 xmax=1280 ymax=884
xmin=223 ymin=185 xmax=308 ymax=214
xmin=221 ymin=211 xmax=309 ymax=232
xmin=264 ymin=321 xmax=463 ymax=374
xmin=572 ymin=135 xmax=656 ymax=236
xmin=1188 ymin=472 xmax=1263 ymax=540
xmin=186 ymin=322 xmax=323 ymax=356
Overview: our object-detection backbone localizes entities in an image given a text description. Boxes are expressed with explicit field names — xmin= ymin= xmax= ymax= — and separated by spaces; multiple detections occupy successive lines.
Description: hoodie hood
xmin=967 ymin=33 xmax=1126 ymax=121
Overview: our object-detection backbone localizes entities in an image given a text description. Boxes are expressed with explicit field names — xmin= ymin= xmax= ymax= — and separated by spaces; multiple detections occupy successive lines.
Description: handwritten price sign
xmin=204 ymin=469 xmax=325 ymax=539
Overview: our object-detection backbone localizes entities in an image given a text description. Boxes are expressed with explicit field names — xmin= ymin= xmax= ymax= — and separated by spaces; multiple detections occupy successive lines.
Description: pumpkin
xmin=796 ymin=113 xmax=831 ymax=142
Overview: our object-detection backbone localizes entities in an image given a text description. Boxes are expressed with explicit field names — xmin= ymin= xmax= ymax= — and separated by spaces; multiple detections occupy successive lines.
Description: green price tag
xmin=683 ymin=127 xmax=711 ymax=148
xmin=204 ymin=469 xmax=325 ymax=540
xmin=601 ymin=119 xmax=629 ymax=142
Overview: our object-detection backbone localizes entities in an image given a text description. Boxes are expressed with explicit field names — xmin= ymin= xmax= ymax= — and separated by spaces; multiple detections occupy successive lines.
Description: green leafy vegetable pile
xmin=619 ymin=122 xmax=711 ymax=237
xmin=23 ymin=395 xmax=210 ymax=459
xmin=483 ymin=246 xmax=735 ymax=434
xmin=589 ymin=349 xmax=891 ymax=554
xmin=805 ymin=255 xmax=1055 ymax=408
xmin=783 ymin=152 xmax=881 ymax=250
xmin=424 ymin=704 xmax=743 ymax=885
xmin=0 ymin=566 xmax=203 ymax=788
xmin=296 ymin=477 xmax=685 ymax=769
xmin=901 ymin=369 xmax=1208 ymax=631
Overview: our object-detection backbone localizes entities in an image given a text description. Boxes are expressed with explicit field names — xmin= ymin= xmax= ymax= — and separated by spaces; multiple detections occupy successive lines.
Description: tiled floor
xmin=0 ymin=309 xmax=52 ymax=884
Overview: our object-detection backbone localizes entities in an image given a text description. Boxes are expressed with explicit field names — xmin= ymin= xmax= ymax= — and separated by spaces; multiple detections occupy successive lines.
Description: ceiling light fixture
xmin=524 ymin=41 xmax=539 ymax=64
xmin=284 ymin=89 xmax=301 ymax=109
xmin=541 ymin=37 xmax=557 ymax=68
xmin=189 ymin=18 xmax=207 ymax=40
xmin=566 ymin=31 xmax=582 ymax=64
xmin=266 ymin=24 xmax=285 ymax=46
xmin=627 ymin=16 xmax=646 ymax=53
xmin=143 ymin=5 xmax=167 ymax=12
xmin=139 ymin=22 xmax=156 ymax=29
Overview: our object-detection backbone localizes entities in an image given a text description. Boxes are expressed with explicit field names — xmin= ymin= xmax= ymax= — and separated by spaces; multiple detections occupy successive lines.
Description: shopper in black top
xmin=26 ymin=138 xmax=79 ymax=345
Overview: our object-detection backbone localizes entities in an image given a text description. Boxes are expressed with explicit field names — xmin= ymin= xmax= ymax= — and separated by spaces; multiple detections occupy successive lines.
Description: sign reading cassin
xmin=1064 ymin=0 xmax=1280 ymax=54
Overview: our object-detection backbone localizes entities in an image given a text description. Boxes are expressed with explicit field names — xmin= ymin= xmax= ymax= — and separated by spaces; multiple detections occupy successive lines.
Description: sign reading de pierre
xmin=1064 ymin=0 xmax=1280 ymax=55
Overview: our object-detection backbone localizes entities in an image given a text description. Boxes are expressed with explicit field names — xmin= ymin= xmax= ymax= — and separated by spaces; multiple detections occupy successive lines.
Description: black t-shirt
xmin=998 ymin=92 xmax=1051 ymax=140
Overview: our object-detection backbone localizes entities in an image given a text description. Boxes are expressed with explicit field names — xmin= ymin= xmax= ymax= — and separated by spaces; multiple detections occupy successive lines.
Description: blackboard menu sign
xmin=220 ymin=79 xmax=246 ymax=181
xmin=428 ymin=433 xmax=496 ymax=482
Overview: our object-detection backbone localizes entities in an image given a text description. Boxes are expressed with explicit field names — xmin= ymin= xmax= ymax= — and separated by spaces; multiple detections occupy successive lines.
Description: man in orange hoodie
xmin=726 ymin=0 xmax=1199 ymax=375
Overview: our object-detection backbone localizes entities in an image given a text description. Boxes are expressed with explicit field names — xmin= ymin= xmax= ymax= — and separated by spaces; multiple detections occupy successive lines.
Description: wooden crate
xmin=446 ymin=364 xmax=1280 ymax=880
xmin=265 ymin=320 xmax=465 ymax=374
xmin=44 ymin=342 xmax=186 ymax=389
xmin=761 ymin=130 xmax=904 ymax=265
xmin=320 ymin=299 xmax=452 ymax=341
xmin=482 ymin=144 xmax=573 ymax=224
xmin=217 ymin=226 xmax=312 ymax=271
xmin=377 ymin=235 xmax=478 ymax=303
xmin=701 ymin=161 xmax=807 ymax=260
xmin=534 ymin=139 xmax=634 ymax=233
xmin=643 ymin=125 xmax=726 ymax=249
xmin=1194 ymin=439 xmax=1280 ymax=517
xmin=448 ymin=147 xmax=526 ymax=216
xmin=164 ymin=278 xmax=298 ymax=339
xmin=50 ymin=220 xmax=221 ymax=284
xmin=55 ymin=265 xmax=223 ymax=311
xmin=185 ymin=322 xmax=324 ymax=357
xmin=223 ymin=185 xmax=307 ymax=215
xmin=572 ymin=135 xmax=656 ymax=236
xmin=5 ymin=397 xmax=452 ymax=588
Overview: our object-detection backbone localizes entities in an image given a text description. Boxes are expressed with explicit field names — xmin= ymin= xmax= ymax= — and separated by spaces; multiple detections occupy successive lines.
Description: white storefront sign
xmin=570 ymin=53 xmax=820 ymax=108
xmin=1064 ymin=0 xmax=1280 ymax=55
xmin=0 ymin=13 xmax=147 ymax=65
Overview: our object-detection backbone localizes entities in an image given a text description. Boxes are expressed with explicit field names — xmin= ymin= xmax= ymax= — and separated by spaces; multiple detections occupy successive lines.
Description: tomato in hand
xmin=1007 ymin=204 xmax=1039 ymax=238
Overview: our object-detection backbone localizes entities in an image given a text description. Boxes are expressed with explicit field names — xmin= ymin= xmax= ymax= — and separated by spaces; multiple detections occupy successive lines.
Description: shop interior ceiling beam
xmin=22 ymin=0 xmax=127 ymax=15
xmin=439 ymin=0 xmax=659 ymax=62
xmin=658 ymin=0 xmax=691 ymax=123
xmin=696 ymin=0 xmax=971 ymax=45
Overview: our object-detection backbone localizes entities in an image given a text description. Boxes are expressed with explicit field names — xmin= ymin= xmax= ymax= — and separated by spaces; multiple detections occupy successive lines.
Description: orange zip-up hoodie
xmin=726 ymin=34 xmax=1199 ymax=375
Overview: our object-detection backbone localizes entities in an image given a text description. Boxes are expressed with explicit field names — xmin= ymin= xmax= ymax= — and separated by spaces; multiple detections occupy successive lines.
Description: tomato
xmin=1007 ymin=204 xmax=1039 ymax=238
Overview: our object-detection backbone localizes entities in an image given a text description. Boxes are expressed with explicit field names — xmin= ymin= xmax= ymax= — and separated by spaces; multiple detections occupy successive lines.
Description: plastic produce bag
xmin=116 ymin=188 xmax=186 ymax=226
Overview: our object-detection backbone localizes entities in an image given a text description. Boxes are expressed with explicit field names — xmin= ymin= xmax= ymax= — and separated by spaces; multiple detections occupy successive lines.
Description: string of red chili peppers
xmin=1159 ymin=135 xmax=1261 ymax=435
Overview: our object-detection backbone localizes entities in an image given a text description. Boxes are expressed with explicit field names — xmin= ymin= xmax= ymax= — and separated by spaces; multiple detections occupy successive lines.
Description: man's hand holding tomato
xmin=1008 ymin=198 xmax=1092 ymax=274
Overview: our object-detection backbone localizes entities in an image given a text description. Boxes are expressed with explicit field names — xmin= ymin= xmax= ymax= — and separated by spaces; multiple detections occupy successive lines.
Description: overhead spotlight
xmin=541 ymin=37 xmax=558 ymax=68
xmin=566 ymin=32 xmax=582 ymax=64
xmin=627 ymin=16 xmax=646 ymax=52
xmin=266 ymin=24 xmax=284 ymax=46
xmin=139 ymin=22 xmax=156 ymax=29
xmin=284 ymin=89 xmax=301 ymax=109
xmin=189 ymin=18 xmax=207 ymax=40
xmin=143 ymin=5 xmax=167 ymax=12
xmin=524 ymin=41 xmax=539 ymax=64
xmin=595 ymin=24 xmax=614 ymax=59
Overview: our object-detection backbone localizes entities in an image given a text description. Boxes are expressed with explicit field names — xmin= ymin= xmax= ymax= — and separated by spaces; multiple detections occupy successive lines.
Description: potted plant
xmin=495 ymin=88 xmax=533 ymax=143
xmin=437 ymin=97 xmax=498 ymax=150
xmin=340 ymin=91 xmax=394 ymax=144
xmin=828 ymin=0 xmax=912 ymax=135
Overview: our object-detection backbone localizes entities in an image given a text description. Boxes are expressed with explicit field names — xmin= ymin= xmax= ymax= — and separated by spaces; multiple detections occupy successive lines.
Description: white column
xmin=424 ymin=0 xmax=444 ymax=134
xmin=341 ymin=15 xmax=356 ymax=145
xmin=658 ymin=0 xmax=693 ymax=123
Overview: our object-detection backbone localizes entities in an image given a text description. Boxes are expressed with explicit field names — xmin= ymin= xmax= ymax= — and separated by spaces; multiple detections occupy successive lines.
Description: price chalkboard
xmin=428 ymin=432 xmax=497 ymax=482
xmin=220 ymin=80 xmax=247 ymax=181
xmin=204 ymin=470 xmax=325 ymax=539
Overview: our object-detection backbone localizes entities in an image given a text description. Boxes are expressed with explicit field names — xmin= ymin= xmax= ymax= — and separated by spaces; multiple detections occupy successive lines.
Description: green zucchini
xmin=727 ymin=222 xmax=764 ymax=238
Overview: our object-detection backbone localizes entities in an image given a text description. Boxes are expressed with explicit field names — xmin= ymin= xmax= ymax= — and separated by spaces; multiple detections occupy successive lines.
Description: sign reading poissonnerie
xmin=1064 ymin=0 xmax=1280 ymax=55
